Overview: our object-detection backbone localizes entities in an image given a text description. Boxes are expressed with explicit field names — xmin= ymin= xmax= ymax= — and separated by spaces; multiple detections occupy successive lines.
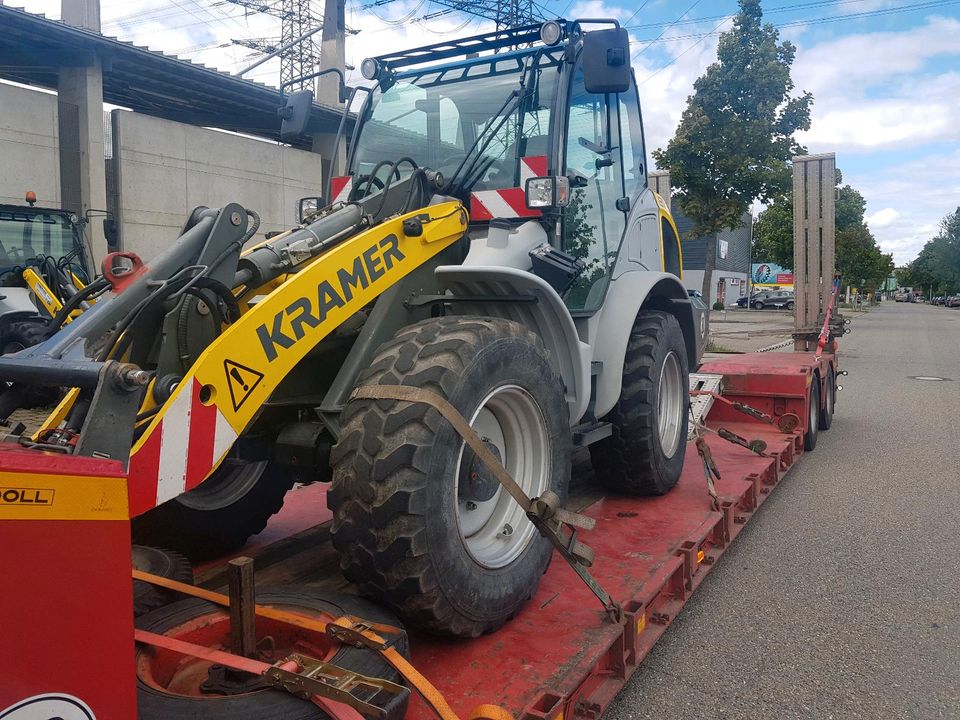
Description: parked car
xmin=947 ymin=295 xmax=960 ymax=308
xmin=739 ymin=289 xmax=795 ymax=310
xmin=894 ymin=292 xmax=909 ymax=302
xmin=932 ymin=296 xmax=945 ymax=306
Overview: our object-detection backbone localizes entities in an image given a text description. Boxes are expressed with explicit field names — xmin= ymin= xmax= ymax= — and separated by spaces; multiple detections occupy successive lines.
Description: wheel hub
xmin=455 ymin=385 xmax=550 ymax=569
xmin=200 ymin=663 xmax=268 ymax=695
xmin=458 ymin=438 xmax=502 ymax=503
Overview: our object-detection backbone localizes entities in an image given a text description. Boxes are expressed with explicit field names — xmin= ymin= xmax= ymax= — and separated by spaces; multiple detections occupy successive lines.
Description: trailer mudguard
xmin=590 ymin=270 xmax=696 ymax=419
xmin=435 ymin=265 xmax=592 ymax=424
xmin=124 ymin=202 xmax=467 ymax=517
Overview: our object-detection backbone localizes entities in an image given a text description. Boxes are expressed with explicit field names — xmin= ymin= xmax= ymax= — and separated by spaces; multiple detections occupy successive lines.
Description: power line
xmin=632 ymin=0 xmax=704 ymax=61
xmin=636 ymin=0 xmax=960 ymax=84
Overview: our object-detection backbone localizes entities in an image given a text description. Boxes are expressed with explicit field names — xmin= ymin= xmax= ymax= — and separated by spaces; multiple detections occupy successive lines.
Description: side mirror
xmin=582 ymin=27 xmax=631 ymax=94
xmin=298 ymin=196 xmax=324 ymax=223
xmin=279 ymin=90 xmax=314 ymax=142
xmin=103 ymin=218 xmax=118 ymax=248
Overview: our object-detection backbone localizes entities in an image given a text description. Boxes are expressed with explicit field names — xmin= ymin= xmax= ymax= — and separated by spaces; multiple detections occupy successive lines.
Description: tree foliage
xmin=752 ymin=170 xmax=893 ymax=290
xmin=897 ymin=208 xmax=960 ymax=293
xmin=653 ymin=0 xmax=811 ymax=298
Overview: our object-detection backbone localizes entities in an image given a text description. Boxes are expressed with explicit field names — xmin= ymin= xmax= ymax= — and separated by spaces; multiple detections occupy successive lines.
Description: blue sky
xmin=16 ymin=0 xmax=960 ymax=263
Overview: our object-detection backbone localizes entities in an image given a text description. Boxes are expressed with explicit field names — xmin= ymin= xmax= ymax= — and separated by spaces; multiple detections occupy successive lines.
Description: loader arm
xmin=108 ymin=202 xmax=464 ymax=517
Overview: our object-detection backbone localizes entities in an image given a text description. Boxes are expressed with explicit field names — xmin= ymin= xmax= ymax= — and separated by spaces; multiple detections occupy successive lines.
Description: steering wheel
xmin=353 ymin=164 xmax=403 ymax=199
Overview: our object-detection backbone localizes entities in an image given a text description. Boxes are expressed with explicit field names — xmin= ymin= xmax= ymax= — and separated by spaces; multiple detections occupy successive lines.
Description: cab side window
xmin=661 ymin=217 xmax=682 ymax=278
xmin=618 ymin=87 xmax=646 ymax=199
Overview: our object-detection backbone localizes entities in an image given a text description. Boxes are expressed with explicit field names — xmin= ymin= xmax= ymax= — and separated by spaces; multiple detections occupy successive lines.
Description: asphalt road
xmin=606 ymin=301 xmax=960 ymax=720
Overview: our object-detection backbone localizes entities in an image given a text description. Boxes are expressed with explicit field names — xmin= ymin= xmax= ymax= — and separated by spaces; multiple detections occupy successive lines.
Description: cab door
xmin=561 ymin=61 xmax=627 ymax=312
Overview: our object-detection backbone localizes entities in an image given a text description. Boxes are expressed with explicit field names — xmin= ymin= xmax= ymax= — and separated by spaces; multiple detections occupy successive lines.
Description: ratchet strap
xmin=351 ymin=384 xmax=623 ymax=623
xmin=133 ymin=570 xmax=463 ymax=720
xmin=133 ymin=627 xmax=370 ymax=720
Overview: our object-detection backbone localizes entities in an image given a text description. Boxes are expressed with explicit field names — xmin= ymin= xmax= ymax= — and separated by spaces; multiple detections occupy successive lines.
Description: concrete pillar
xmin=792 ymin=153 xmax=836 ymax=351
xmin=314 ymin=0 xmax=347 ymax=186
xmin=58 ymin=0 xmax=108 ymax=267
xmin=648 ymin=170 xmax=671 ymax=211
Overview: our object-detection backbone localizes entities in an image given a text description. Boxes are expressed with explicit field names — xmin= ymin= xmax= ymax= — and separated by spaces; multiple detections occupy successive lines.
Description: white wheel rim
xmin=658 ymin=351 xmax=684 ymax=457
xmin=455 ymin=385 xmax=550 ymax=569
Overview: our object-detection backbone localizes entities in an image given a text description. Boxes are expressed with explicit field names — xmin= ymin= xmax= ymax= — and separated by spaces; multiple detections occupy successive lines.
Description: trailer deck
xmin=186 ymin=351 xmax=837 ymax=720
xmin=0 ymin=350 xmax=837 ymax=719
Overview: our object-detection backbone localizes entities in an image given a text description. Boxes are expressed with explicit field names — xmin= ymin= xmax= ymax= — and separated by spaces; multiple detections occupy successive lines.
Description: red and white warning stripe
xmin=470 ymin=156 xmax=548 ymax=222
xmin=128 ymin=379 xmax=238 ymax=516
xmin=330 ymin=176 xmax=353 ymax=205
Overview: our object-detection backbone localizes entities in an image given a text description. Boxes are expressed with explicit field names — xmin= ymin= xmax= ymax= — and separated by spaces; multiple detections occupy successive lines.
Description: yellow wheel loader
xmin=0 ymin=19 xmax=698 ymax=638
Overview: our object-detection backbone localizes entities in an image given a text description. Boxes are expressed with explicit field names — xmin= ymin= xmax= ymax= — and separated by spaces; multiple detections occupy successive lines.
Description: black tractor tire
xmin=329 ymin=316 xmax=571 ymax=638
xmin=804 ymin=374 xmax=821 ymax=451
xmin=0 ymin=319 xmax=59 ymax=407
xmin=135 ymin=589 xmax=410 ymax=720
xmin=589 ymin=311 xmax=689 ymax=496
xmin=131 ymin=544 xmax=193 ymax=617
xmin=132 ymin=459 xmax=295 ymax=561
xmin=820 ymin=367 xmax=835 ymax=431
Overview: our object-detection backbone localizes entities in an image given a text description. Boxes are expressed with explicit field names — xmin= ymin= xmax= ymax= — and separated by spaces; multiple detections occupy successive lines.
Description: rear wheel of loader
xmin=329 ymin=317 xmax=571 ymax=638
xmin=132 ymin=459 xmax=295 ymax=561
xmin=589 ymin=310 xmax=689 ymax=495
xmin=0 ymin=319 xmax=59 ymax=407
xmin=135 ymin=589 xmax=410 ymax=720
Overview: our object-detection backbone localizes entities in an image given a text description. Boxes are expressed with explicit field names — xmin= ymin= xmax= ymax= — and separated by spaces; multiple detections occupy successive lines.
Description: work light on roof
xmin=361 ymin=58 xmax=380 ymax=81
xmin=539 ymin=20 xmax=563 ymax=46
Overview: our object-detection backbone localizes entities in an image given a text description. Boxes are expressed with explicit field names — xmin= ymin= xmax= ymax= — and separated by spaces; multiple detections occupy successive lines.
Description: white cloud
xmin=851 ymin=148 xmax=960 ymax=264
xmin=866 ymin=207 xmax=900 ymax=228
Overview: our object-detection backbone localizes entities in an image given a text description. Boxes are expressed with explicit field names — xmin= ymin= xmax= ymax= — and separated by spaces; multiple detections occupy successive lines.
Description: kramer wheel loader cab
xmin=0 ymin=19 xmax=695 ymax=640
xmin=326 ymin=20 xmax=697 ymax=634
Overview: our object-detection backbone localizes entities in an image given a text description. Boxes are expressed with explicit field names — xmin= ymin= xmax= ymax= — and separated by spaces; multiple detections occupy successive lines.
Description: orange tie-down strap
xmin=133 ymin=570 xmax=484 ymax=720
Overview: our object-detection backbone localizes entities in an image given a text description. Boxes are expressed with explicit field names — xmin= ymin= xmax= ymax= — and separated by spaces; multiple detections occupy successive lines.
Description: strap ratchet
xmin=133 ymin=570 xmax=463 ymax=720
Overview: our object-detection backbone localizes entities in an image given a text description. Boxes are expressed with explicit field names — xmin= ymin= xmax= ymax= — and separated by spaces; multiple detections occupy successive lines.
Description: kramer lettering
xmin=257 ymin=235 xmax=406 ymax=362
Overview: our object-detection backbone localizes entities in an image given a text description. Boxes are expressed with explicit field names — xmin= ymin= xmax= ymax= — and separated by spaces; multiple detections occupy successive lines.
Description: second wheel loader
xmin=0 ymin=19 xmax=699 ymax=640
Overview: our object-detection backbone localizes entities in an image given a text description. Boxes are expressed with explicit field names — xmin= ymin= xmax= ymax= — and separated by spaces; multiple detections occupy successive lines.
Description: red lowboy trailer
xmin=0 ymin=350 xmax=837 ymax=720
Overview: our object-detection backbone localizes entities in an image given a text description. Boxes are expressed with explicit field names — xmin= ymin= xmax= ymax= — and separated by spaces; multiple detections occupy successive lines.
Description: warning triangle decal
xmin=224 ymin=359 xmax=265 ymax=412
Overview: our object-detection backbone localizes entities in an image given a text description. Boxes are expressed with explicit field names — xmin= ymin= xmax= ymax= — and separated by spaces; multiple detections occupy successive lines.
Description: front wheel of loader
xmin=132 ymin=459 xmax=295 ymax=561
xmin=329 ymin=317 xmax=571 ymax=638
xmin=589 ymin=310 xmax=689 ymax=495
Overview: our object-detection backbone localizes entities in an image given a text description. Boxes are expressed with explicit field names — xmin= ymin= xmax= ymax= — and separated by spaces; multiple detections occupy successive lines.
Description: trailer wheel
xmin=131 ymin=545 xmax=193 ymax=617
xmin=820 ymin=367 xmax=835 ymax=431
xmin=329 ymin=317 xmax=570 ymax=638
xmin=804 ymin=374 xmax=820 ymax=451
xmin=135 ymin=589 xmax=410 ymax=720
xmin=589 ymin=310 xmax=689 ymax=495
xmin=132 ymin=459 xmax=295 ymax=561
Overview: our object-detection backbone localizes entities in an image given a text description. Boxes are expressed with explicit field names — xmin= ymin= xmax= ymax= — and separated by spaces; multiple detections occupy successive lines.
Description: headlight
xmin=525 ymin=176 xmax=570 ymax=209
xmin=360 ymin=58 xmax=380 ymax=81
xmin=539 ymin=20 xmax=563 ymax=46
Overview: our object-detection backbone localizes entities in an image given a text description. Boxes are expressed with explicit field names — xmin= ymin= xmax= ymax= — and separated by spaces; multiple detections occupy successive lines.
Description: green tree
xmin=899 ymin=207 xmax=960 ymax=294
xmin=654 ymin=0 xmax=812 ymax=300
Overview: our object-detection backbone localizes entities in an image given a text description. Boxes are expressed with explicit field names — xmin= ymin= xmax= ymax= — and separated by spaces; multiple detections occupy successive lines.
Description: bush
xmin=712 ymin=301 xmax=724 ymax=311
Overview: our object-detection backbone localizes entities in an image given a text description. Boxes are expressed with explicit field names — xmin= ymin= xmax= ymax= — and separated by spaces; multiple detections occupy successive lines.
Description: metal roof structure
xmin=0 ymin=4 xmax=349 ymax=149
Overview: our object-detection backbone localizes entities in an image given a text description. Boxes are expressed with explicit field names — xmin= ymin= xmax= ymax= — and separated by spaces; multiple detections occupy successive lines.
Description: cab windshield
xmin=350 ymin=50 xmax=562 ymax=194
xmin=0 ymin=209 xmax=79 ymax=272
